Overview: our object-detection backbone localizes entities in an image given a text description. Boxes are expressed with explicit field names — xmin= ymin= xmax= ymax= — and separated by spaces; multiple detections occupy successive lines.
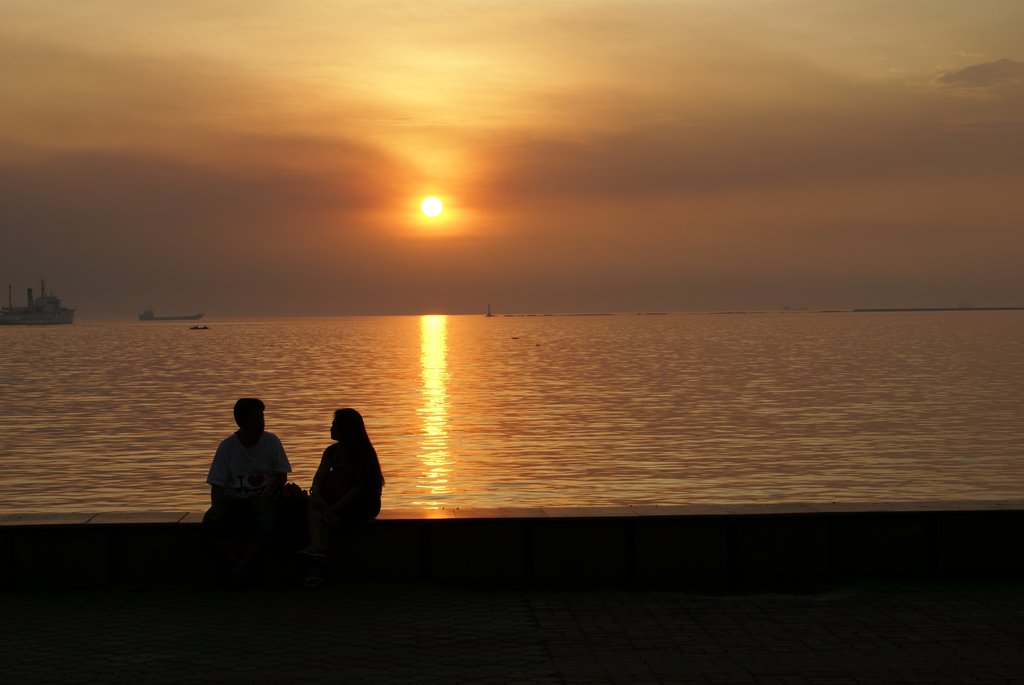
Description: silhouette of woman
xmin=299 ymin=408 xmax=384 ymax=578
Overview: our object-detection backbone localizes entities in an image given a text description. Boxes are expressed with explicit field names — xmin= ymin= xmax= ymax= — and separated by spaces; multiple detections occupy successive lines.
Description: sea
xmin=1 ymin=311 xmax=1022 ymax=513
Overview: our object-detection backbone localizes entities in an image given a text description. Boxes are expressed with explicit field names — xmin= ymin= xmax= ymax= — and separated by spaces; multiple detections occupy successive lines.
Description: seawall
xmin=2 ymin=501 xmax=1022 ymax=589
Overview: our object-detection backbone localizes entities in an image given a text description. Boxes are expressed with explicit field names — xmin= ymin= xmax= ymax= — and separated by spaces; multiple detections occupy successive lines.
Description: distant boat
xmin=139 ymin=308 xmax=203 ymax=321
xmin=0 ymin=281 xmax=75 ymax=325
xmin=190 ymin=325 xmax=209 ymax=330
xmin=485 ymin=304 xmax=494 ymax=318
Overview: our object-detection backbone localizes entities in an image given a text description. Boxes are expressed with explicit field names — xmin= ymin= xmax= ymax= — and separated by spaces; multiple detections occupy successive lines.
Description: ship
xmin=0 ymin=281 xmax=76 ymax=325
xmin=139 ymin=308 xmax=204 ymax=321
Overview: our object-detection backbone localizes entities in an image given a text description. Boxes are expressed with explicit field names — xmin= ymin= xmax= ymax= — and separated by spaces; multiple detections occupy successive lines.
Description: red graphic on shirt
xmin=247 ymin=472 xmax=266 ymax=489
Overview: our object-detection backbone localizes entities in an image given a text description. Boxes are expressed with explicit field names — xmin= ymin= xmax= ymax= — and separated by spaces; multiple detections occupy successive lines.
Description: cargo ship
xmin=0 ymin=281 xmax=76 ymax=325
xmin=138 ymin=308 xmax=204 ymax=321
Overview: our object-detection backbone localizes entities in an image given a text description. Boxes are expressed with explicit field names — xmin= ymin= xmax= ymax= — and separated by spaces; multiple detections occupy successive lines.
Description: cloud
xmin=940 ymin=58 xmax=1024 ymax=88
xmin=0 ymin=134 xmax=413 ymax=316
xmin=0 ymin=136 xmax=403 ymax=231
xmin=478 ymin=98 xmax=1024 ymax=205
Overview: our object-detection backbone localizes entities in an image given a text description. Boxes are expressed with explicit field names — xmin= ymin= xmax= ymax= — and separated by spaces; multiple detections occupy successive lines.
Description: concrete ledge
xmin=1 ymin=503 xmax=1022 ymax=588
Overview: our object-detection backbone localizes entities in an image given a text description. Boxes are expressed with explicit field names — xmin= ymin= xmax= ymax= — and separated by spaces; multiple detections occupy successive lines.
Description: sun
xmin=421 ymin=196 xmax=443 ymax=218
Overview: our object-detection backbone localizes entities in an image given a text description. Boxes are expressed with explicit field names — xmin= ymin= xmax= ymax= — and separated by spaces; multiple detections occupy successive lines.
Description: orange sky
xmin=2 ymin=0 xmax=1023 ymax=316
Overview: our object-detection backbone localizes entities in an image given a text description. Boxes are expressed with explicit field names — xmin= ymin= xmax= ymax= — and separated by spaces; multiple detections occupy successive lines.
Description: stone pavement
xmin=5 ymin=578 xmax=1024 ymax=684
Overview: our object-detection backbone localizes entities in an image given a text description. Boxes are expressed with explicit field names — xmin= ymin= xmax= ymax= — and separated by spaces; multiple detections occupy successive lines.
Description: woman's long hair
xmin=334 ymin=408 xmax=385 ymax=490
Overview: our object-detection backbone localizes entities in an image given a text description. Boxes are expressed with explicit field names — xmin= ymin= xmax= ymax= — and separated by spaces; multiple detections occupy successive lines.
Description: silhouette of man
xmin=204 ymin=397 xmax=292 ymax=579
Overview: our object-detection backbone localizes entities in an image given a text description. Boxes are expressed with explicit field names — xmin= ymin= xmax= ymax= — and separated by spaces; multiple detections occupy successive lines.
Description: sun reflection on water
xmin=416 ymin=315 xmax=451 ymax=505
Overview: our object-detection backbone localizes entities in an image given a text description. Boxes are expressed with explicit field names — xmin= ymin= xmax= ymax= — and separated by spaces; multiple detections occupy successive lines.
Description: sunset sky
xmin=2 ymin=0 xmax=1022 ymax=317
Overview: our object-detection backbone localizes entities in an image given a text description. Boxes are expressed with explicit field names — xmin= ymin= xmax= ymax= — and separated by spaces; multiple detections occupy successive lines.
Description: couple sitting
xmin=204 ymin=398 xmax=384 ymax=583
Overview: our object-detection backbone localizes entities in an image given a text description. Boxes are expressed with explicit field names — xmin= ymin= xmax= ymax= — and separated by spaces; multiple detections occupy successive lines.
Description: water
xmin=1 ymin=312 xmax=1022 ymax=513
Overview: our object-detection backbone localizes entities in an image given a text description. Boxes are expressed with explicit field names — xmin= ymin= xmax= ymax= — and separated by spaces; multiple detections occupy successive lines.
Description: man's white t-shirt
xmin=206 ymin=431 xmax=292 ymax=499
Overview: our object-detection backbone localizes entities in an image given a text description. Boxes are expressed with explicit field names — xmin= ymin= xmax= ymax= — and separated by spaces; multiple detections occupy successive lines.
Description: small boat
xmin=190 ymin=325 xmax=209 ymax=330
xmin=485 ymin=304 xmax=494 ymax=317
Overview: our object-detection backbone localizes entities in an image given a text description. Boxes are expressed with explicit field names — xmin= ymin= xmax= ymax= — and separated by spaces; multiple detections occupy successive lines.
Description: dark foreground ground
xmin=5 ymin=577 xmax=1023 ymax=684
